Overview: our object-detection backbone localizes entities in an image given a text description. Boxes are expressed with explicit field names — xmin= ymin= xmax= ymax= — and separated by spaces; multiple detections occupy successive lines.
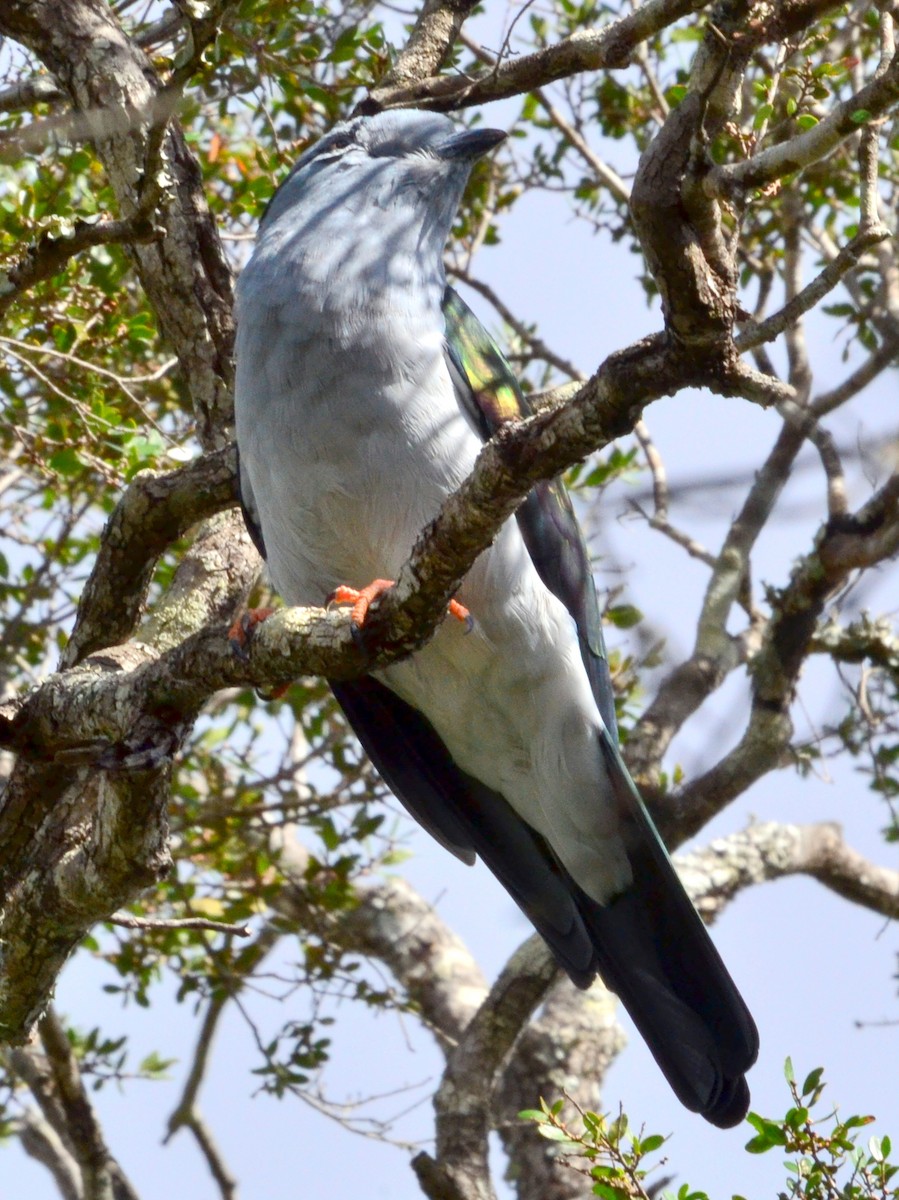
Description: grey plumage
xmin=234 ymin=109 xmax=758 ymax=1126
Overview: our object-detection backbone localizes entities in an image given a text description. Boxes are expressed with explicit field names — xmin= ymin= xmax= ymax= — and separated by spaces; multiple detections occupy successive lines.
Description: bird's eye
xmin=316 ymin=129 xmax=356 ymax=161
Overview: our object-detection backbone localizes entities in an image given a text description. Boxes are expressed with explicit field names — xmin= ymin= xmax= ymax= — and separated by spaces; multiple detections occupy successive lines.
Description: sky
xmin=3 ymin=13 xmax=898 ymax=1200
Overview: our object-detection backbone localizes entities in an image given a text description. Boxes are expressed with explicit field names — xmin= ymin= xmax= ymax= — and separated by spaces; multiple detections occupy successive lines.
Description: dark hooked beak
xmin=437 ymin=127 xmax=507 ymax=161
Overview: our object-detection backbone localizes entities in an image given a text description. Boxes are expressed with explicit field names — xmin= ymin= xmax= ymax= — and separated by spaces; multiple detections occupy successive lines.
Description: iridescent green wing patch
xmin=441 ymin=286 xmax=617 ymax=737
xmin=442 ymin=285 xmax=527 ymax=436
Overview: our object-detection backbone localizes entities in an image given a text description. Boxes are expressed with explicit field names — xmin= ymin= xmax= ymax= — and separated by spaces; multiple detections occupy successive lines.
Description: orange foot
xmin=328 ymin=578 xmax=473 ymax=631
xmin=228 ymin=606 xmax=290 ymax=699
xmin=228 ymin=606 xmax=276 ymax=659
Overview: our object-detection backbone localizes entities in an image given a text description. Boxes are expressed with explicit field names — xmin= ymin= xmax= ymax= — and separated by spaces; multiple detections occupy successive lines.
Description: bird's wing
xmin=330 ymin=674 xmax=598 ymax=982
xmin=236 ymin=445 xmax=267 ymax=559
xmin=441 ymin=286 xmax=759 ymax=1122
xmin=441 ymin=284 xmax=617 ymax=736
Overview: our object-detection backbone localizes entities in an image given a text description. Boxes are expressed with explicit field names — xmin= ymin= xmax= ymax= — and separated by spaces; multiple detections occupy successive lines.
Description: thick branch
xmin=366 ymin=0 xmax=712 ymax=112
xmin=413 ymin=938 xmax=559 ymax=1200
xmin=376 ymin=0 xmax=480 ymax=89
xmin=0 ymin=0 xmax=236 ymax=446
xmin=678 ymin=821 xmax=899 ymax=921
xmin=15 ymin=1105 xmax=84 ymax=1200
xmin=629 ymin=0 xmax=752 ymax=347
xmin=62 ymin=447 xmax=240 ymax=668
xmin=36 ymin=1006 xmax=141 ymax=1200
xmin=0 ymin=511 xmax=258 ymax=1043
xmin=269 ymin=830 xmax=488 ymax=1050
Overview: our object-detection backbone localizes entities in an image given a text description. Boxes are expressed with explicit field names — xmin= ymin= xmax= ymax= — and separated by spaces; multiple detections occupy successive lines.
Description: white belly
xmin=234 ymin=307 xmax=631 ymax=901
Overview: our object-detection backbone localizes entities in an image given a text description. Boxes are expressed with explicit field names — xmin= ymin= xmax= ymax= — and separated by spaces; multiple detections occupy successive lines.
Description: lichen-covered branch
xmin=678 ymin=822 xmax=899 ymax=922
xmin=61 ymin=447 xmax=241 ymax=668
xmin=376 ymin=0 xmax=480 ymax=90
xmin=0 ymin=0 xmax=237 ymax=447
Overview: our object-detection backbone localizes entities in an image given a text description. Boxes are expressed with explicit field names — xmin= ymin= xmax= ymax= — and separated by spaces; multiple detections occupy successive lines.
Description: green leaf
xmin=851 ymin=109 xmax=872 ymax=124
xmin=49 ymin=447 xmax=82 ymax=476
xmin=606 ymin=604 xmax=643 ymax=629
xmin=745 ymin=1134 xmax=775 ymax=1155
xmin=641 ymin=1133 xmax=666 ymax=1153
xmin=592 ymin=1183 xmax=630 ymax=1200
xmin=801 ymin=1067 xmax=824 ymax=1097
xmin=536 ymin=1124 xmax=578 ymax=1143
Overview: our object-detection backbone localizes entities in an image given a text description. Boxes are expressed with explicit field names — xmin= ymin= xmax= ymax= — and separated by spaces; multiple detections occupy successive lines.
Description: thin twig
xmin=630 ymin=419 xmax=718 ymax=567
xmin=108 ymin=913 xmax=252 ymax=936
xmin=450 ymin=268 xmax=585 ymax=380
xmin=735 ymin=225 xmax=892 ymax=352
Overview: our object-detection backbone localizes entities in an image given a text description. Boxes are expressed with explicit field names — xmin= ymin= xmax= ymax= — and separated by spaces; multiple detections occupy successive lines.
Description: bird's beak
xmin=437 ymin=127 xmax=507 ymax=161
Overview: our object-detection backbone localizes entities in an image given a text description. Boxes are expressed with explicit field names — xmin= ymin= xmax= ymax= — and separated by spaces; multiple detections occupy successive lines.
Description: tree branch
xmin=13 ymin=1105 xmax=84 ymax=1200
xmin=413 ymin=938 xmax=559 ymax=1200
xmin=366 ymin=0 xmax=714 ymax=112
xmin=677 ymin=821 xmax=899 ymax=921
xmin=36 ymin=1006 xmax=141 ymax=1200
xmin=61 ymin=447 xmax=240 ymax=668
xmin=0 ymin=0 xmax=236 ymax=447
xmin=0 ymin=212 xmax=164 ymax=318
xmin=707 ymin=45 xmax=899 ymax=201
xmin=376 ymin=0 xmax=480 ymax=90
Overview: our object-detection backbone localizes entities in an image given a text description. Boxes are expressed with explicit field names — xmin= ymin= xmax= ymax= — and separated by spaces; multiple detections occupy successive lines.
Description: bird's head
xmin=260 ymin=110 xmax=506 ymax=260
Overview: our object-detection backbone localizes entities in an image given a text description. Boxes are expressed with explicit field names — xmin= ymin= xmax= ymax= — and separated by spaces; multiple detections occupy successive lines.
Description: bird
xmin=233 ymin=108 xmax=759 ymax=1126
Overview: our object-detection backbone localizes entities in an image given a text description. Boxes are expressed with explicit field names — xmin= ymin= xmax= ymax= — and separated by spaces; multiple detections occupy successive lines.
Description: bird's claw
xmin=228 ymin=607 xmax=290 ymax=698
xmin=328 ymin=580 xmax=474 ymax=633
xmin=327 ymin=579 xmax=394 ymax=627
xmin=228 ymin=607 xmax=275 ymax=662
xmin=448 ymin=598 xmax=474 ymax=633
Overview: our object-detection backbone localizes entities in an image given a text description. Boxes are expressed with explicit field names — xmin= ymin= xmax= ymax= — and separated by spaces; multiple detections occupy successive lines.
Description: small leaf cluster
xmin=520 ymin=1064 xmax=897 ymax=1200
xmin=518 ymin=1096 xmax=668 ymax=1199
xmin=745 ymin=1059 xmax=897 ymax=1200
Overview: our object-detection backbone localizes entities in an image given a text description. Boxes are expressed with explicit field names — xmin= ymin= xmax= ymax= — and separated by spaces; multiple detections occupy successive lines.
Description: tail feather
xmin=330 ymin=677 xmax=758 ymax=1126
xmin=577 ymin=734 xmax=759 ymax=1127
xmin=577 ymin=872 xmax=757 ymax=1126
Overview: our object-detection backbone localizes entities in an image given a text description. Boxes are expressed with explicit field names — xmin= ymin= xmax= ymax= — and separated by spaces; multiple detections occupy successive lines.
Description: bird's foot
xmin=228 ymin=607 xmax=290 ymax=699
xmin=448 ymin=598 xmax=474 ymax=632
xmin=228 ymin=606 xmax=276 ymax=659
xmin=327 ymin=580 xmax=473 ymax=631
xmin=327 ymin=579 xmax=394 ymax=627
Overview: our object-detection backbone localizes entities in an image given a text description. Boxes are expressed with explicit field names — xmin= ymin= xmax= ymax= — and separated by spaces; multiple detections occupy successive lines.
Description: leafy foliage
xmin=520 ymin=1065 xmax=898 ymax=1200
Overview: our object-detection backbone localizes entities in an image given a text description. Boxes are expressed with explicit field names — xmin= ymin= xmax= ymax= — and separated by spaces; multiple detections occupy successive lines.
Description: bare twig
xmin=108 ymin=913 xmax=251 ymax=937
xmin=631 ymin=419 xmax=718 ymax=568
xmin=736 ymin=225 xmax=892 ymax=353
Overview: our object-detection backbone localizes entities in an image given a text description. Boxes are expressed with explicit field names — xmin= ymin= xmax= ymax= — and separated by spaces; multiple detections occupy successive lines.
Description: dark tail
xmin=572 ymin=735 xmax=759 ymax=1128
xmin=331 ymin=676 xmax=757 ymax=1126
